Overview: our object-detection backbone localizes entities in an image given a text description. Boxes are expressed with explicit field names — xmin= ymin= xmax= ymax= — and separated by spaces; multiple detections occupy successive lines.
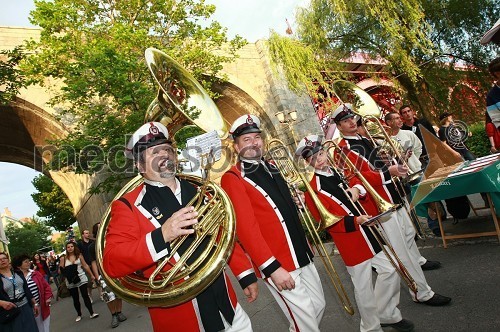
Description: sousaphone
xmin=96 ymin=48 xmax=235 ymax=307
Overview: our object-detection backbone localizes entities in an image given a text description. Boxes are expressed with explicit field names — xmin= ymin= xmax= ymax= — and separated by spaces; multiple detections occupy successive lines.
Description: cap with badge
xmin=295 ymin=135 xmax=323 ymax=159
xmin=331 ymin=103 xmax=357 ymax=124
xmin=125 ymin=122 xmax=172 ymax=159
xmin=229 ymin=114 xmax=262 ymax=139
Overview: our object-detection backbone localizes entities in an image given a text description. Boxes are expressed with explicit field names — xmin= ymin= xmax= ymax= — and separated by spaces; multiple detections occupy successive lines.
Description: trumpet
xmin=266 ymin=138 xmax=355 ymax=315
xmin=323 ymin=139 xmax=418 ymax=294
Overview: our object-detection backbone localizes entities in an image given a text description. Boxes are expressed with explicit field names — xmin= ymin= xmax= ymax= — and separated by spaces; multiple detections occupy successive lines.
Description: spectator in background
xmin=89 ymin=222 xmax=127 ymax=328
xmin=47 ymin=255 xmax=60 ymax=288
xmin=59 ymin=242 xmax=99 ymax=322
xmin=32 ymin=253 xmax=51 ymax=284
xmin=438 ymin=113 xmax=475 ymax=161
xmin=486 ymin=57 xmax=500 ymax=130
xmin=77 ymin=229 xmax=95 ymax=302
xmin=13 ymin=254 xmax=53 ymax=332
xmin=486 ymin=57 xmax=500 ymax=152
xmin=399 ymin=105 xmax=437 ymax=169
xmin=0 ymin=251 xmax=38 ymax=332
xmin=486 ymin=112 xmax=500 ymax=153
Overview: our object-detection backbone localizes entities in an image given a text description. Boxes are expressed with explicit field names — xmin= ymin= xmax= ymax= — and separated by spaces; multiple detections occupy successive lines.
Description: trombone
xmin=361 ymin=115 xmax=426 ymax=239
xmin=266 ymin=138 xmax=355 ymax=315
xmin=323 ymin=139 xmax=418 ymax=294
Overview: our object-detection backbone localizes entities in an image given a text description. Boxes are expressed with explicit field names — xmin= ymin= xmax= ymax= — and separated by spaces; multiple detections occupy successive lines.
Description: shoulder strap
xmin=117 ymin=197 xmax=133 ymax=210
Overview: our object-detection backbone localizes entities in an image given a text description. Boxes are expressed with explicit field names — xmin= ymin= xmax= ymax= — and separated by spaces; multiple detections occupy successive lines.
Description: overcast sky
xmin=0 ymin=0 xmax=307 ymax=219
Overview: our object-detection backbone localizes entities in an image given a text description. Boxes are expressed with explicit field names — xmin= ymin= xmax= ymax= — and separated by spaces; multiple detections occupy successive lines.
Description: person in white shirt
xmin=384 ymin=112 xmax=423 ymax=178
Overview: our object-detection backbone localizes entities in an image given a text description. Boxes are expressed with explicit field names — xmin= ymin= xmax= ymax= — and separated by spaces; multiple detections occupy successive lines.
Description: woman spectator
xmin=0 ymin=252 xmax=38 ymax=331
xmin=59 ymin=242 xmax=99 ymax=322
xmin=32 ymin=253 xmax=50 ymax=283
xmin=13 ymin=254 xmax=53 ymax=332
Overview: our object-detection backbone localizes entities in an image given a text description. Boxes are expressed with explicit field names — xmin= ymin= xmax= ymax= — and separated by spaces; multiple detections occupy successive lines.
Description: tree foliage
xmin=51 ymin=226 xmax=81 ymax=253
xmin=269 ymin=0 xmax=499 ymax=123
xmin=0 ymin=46 xmax=26 ymax=105
xmin=5 ymin=218 xmax=52 ymax=258
xmin=21 ymin=0 xmax=246 ymax=194
xmin=31 ymin=174 xmax=77 ymax=231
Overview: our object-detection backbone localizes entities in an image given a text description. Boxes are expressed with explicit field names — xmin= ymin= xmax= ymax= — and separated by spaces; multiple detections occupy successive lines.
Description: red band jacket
xmin=221 ymin=161 xmax=314 ymax=279
xmin=338 ymin=136 xmax=402 ymax=216
xmin=103 ymin=178 xmax=256 ymax=332
xmin=305 ymin=169 xmax=382 ymax=266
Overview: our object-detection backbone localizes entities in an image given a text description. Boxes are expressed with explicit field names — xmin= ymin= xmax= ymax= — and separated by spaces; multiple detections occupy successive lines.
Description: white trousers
xmin=347 ymin=250 xmax=402 ymax=332
xmin=222 ymin=303 xmax=253 ymax=332
xmin=402 ymin=198 xmax=427 ymax=267
xmin=35 ymin=313 xmax=50 ymax=332
xmin=379 ymin=208 xmax=434 ymax=301
xmin=265 ymin=263 xmax=326 ymax=332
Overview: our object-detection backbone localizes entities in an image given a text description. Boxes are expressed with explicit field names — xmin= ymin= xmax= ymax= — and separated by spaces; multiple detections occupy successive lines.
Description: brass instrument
xmin=329 ymin=79 xmax=425 ymax=239
xmin=323 ymin=140 xmax=418 ymax=293
xmin=363 ymin=115 xmax=422 ymax=183
xmin=266 ymin=138 xmax=355 ymax=315
xmin=361 ymin=115 xmax=426 ymax=239
xmin=96 ymin=48 xmax=236 ymax=307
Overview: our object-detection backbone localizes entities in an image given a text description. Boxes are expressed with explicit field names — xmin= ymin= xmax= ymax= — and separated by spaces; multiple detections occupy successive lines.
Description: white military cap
xmin=229 ymin=114 xmax=262 ymax=139
xmin=124 ymin=122 xmax=171 ymax=159
xmin=295 ymin=134 xmax=323 ymax=159
xmin=331 ymin=103 xmax=357 ymax=124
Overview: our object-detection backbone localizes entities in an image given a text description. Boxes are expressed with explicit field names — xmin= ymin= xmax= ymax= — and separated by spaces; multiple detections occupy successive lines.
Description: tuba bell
xmin=96 ymin=48 xmax=235 ymax=307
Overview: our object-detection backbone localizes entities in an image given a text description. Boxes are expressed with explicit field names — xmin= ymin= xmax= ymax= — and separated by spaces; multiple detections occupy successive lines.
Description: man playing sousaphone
xmin=102 ymin=121 xmax=258 ymax=331
xmin=296 ymin=134 xmax=414 ymax=332
xmin=331 ymin=104 xmax=452 ymax=307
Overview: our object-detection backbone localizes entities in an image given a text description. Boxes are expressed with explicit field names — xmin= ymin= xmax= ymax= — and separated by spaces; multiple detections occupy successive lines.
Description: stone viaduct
xmin=0 ymin=26 xmax=386 ymax=231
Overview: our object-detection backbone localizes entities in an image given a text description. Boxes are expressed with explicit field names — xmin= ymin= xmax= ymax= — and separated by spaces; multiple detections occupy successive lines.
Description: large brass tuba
xmin=96 ymin=48 xmax=235 ymax=307
xmin=266 ymin=139 xmax=355 ymax=315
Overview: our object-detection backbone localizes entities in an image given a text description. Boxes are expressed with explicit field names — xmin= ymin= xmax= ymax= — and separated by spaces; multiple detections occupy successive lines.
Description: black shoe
xmin=419 ymin=293 xmax=451 ymax=306
xmin=111 ymin=314 xmax=119 ymax=328
xmin=421 ymin=260 xmax=441 ymax=271
xmin=381 ymin=318 xmax=414 ymax=332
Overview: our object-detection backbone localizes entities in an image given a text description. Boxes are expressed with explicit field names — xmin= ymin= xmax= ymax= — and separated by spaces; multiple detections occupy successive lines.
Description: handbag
xmin=72 ymin=275 xmax=81 ymax=284
xmin=0 ymin=305 xmax=21 ymax=324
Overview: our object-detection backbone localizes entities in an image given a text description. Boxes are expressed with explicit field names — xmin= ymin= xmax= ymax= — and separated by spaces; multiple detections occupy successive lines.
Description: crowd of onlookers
xmin=0 ymin=225 xmax=127 ymax=331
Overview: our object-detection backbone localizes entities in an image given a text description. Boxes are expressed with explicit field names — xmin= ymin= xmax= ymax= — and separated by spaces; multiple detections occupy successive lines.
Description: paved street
xmin=51 ymin=194 xmax=500 ymax=332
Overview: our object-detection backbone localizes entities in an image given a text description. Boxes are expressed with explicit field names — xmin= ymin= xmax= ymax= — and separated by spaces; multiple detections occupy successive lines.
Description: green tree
xmin=5 ymin=218 xmax=52 ymax=258
xmin=21 ymin=0 xmax=246 ymax=194
xmin=31 ymin=174 xmax=77 ymax=231
xmin=269 ymin=0 xmax=499 ymax=122
xmin=51 ymin=226 xmax=80 ymax=253
xmin=0 ymin=46 xmax=26 ymax=105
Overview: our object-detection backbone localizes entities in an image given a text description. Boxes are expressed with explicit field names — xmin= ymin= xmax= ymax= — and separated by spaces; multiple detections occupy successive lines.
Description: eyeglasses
xmin=0 ymin=257 xmax=9 ymax=261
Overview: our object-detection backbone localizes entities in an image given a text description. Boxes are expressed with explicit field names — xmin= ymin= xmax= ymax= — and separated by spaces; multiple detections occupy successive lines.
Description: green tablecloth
xmin=411 ymin=158 xmax=500 ymax=217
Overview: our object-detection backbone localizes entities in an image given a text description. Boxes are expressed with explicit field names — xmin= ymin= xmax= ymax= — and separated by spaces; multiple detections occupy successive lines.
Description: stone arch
xmin=0 ymin=97 xmax=111 ymax=232
xmin=0 ymin=97 xmax=66 ymax=172
xmin=356 ymin=78 xmax=394 ymax=91
xmin=447 ymin=81 xmax=484 ymax=122
xmin=356 ymin=78 xmax=401 ymax=113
